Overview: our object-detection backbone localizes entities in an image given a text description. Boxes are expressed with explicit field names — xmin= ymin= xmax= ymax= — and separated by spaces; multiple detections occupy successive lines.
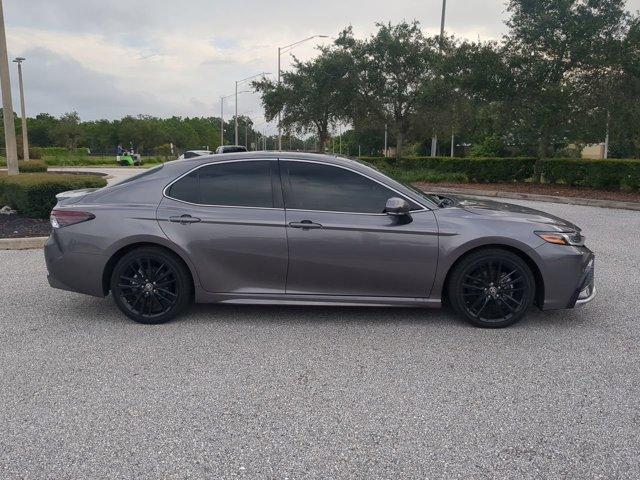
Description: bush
xmin=0 ymin=173 xmax=107 ymax=218
xmin=542 ymin=158 xmax=640 ymax=190
xmin=361 ymin=156 xmax=537 ymax=183
xmin=469 ymin=134 xmax=506 ymax=158
xmin=19 ymin=160 xmax=48 ymax=173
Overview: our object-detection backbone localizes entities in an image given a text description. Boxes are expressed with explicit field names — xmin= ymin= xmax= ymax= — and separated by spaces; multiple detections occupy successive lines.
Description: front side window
xmin=167 ymin=160 xmax=274 ymax=208
xmin=282 ymin=161 xmax=418 ymax=214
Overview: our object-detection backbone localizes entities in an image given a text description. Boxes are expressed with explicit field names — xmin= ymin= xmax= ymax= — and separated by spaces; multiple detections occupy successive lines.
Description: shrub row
xmin=361 ymin=156 xmax=537 ymax=183
xmin=359 ymin=156 xmax=640 ymax=191
xmin=0 ymin=173 xmax=107 ymax=218
xmin=19 ymin=160 xmax=48 ymax=173
xmin=0 ymin=159 xmax=48 ymax=172
xmin=541 ymin=158 xmax=640 ymax=191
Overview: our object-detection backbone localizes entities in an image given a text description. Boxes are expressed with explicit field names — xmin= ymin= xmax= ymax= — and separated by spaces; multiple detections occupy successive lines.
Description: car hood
xmin=450 ymin=195 xmax=580 ymax=231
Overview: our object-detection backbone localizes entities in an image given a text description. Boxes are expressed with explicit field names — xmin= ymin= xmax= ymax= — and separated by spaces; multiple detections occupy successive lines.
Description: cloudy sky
xmin=4 ymin=0 xmax=640 ymax=133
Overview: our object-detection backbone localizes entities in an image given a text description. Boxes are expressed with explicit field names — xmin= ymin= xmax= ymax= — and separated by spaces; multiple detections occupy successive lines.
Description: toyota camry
xmin=45 ymin=152 xmax=595 ymax=328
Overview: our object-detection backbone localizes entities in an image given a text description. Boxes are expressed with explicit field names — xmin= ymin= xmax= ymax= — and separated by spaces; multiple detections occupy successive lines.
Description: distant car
xmin=215 ymin=145 xmax=247 ymax=154
xmin=45 ymin=152 xmax=595 ymax=328
xmin=178 ymin=150 xmax=212 ymax=160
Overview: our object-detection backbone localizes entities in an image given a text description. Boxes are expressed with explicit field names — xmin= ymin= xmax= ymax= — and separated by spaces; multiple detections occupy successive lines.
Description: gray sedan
xmin=45 ymin=152 xmax=595 ymax=328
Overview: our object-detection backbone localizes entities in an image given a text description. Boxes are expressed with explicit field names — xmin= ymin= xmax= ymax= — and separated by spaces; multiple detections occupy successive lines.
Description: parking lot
xmin=1 ymin=199 xmax=639 ymax=479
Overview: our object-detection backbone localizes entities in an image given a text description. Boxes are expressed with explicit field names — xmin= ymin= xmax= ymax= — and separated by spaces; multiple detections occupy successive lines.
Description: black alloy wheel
xmin=111 ymin=247 xmax=192 ymax=324
xmin=448 ymin=249 xmax=535 ymax=328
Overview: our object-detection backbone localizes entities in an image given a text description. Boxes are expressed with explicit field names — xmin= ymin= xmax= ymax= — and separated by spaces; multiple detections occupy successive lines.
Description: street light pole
xmin=13 ymin=57 xmax=28 ymax=161
xmin=234 ymin=72 xmax=270 ymax=145
xmin=220 ymin=96 xmax=224 ymax=147
xmin=0 ymin=0 xmax=18 ymax=175
xmin=431 ymin=0 xmax=447 ymax=158
xmin=277 ymin=46 xmax=281 ymax=150
xmin=278 ymin=35 xmax=329 ymax=150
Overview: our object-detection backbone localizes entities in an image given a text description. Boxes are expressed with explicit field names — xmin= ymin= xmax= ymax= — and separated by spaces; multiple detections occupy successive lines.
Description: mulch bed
xmin=415 ymin=182 xmax=640 ymax=203
xmin=0 ymin=214 xmax=51 ymax=238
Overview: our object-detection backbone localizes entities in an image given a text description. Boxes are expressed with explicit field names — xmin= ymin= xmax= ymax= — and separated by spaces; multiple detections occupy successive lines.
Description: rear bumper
xmin=44 ymin=233 xmax=107 ymax=297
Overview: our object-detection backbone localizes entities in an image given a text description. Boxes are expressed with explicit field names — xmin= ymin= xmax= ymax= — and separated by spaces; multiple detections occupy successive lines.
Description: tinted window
xmin=282 ymin=161 xmax=407 ymax=213
xmin=167 ymin=161 xmax=274 ymax=208
xmin=167 ymin=170 xmax=199 ymax=203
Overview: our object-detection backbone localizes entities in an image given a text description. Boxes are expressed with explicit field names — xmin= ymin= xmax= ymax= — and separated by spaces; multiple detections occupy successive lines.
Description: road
xmin=1 ymin=199 xmax=639 ymax=479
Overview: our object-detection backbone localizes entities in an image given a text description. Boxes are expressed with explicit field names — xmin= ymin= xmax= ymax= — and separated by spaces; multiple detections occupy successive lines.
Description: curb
xmin=0 ymin=236 xmax=48 ymax=250
xmin=425 ymin=186 xmax=640 ymax=211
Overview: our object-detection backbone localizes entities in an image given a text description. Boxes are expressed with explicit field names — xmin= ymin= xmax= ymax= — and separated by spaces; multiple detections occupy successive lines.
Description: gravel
xmin=1 ymin=200 xmax=639 ymax=479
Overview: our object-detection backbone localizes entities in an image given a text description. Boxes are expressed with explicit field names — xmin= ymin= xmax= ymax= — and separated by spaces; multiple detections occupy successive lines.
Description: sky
xmin=4 ymin=0 xmax=640 ymax=134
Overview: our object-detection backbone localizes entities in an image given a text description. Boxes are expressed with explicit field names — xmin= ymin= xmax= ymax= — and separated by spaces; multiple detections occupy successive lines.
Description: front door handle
xmin=289 ymin=220 xmax=323 ymax=230
xmin=169 ymin=214 xmax=201 ymax=224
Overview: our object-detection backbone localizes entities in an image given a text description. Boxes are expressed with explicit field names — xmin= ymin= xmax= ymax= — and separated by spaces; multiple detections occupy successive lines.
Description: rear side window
xmin=282 ymin=161 xmax=414 ymax=213
xmin=167 ymin=161 xmax=274 ymax=208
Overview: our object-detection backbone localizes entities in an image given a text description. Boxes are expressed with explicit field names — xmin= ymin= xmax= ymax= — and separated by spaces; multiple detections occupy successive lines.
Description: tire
xmin=447 ymin=248 xmax=535 ymax=328
xmin=110 ymin=247 xmax=192 ymax=324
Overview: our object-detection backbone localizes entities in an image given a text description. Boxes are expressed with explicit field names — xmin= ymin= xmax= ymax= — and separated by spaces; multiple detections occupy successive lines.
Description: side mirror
xmin=385 ymin=197 xmax=411 ymax=216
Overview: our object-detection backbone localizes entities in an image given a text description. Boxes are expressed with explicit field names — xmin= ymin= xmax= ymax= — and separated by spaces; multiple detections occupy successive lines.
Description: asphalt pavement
xmin=1 ymin=200 xmax=639 ymax=479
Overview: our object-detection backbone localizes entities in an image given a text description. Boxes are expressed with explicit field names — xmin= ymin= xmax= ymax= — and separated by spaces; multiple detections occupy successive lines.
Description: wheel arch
xmin=101 ymin=241 xmax=197 ymax=296
xmin=441 ymin=244 xmax=545 ymax=308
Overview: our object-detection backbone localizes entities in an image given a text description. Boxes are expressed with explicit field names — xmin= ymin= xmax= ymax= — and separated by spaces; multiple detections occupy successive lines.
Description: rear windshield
xmin=111 ymin=164 xmax=164 ymax=186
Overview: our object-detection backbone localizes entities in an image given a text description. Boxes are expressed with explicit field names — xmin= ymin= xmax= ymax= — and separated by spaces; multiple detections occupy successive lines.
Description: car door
xmin=157 ymin=159 xmax=288 ymax=294
xmin=281 ymin=159 xmax=439 ymax=298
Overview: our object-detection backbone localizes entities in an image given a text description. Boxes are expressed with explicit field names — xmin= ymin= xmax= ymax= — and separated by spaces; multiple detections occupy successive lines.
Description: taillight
xmin=50 ymin=210 xmax=95 ymax=228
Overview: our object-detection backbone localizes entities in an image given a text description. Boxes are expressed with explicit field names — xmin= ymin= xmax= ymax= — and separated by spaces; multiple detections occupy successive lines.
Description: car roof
xmin=168 ymin=151 xmax=362 ymax=170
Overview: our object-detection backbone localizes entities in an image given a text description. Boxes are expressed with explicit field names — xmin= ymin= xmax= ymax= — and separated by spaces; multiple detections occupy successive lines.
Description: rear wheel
xmin=448 ymin=249 xmax=535 ymax=328
xmin=110 ymin=247 xmax=192 ymax=324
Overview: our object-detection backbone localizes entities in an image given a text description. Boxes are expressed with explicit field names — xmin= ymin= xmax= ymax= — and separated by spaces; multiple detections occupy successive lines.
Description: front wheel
xmin=110 ymin=247 xmax=192 ymax=324
xmin=447 ymin=249 xmax=535 ymax=328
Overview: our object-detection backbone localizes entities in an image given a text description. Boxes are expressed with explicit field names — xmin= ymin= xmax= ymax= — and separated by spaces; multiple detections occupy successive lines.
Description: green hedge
xmin=361 ymin=156 xmax=537 ymax=183
xmin=19 ymin=160 xmax=48 ymax=173
xmin=359 ymin=156 xmax=640 ymax=191
xmin=541 ymin=158 xmax=640 ymax=191
xmin=0 ymin=173 xmax=107 ymax=218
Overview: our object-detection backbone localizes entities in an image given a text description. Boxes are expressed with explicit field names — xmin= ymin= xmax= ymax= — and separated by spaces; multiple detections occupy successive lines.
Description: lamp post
xmin=278 ymin=35 xmax=328 ymax=150
xmin=13 ymin=57 xmax=28 ymax=161
xmin=220 ymin=91 xmax=248 ymax=147
xmin=0 ymin=0 xmax=18 ymax=175
xmin=431 ymin=0 xmax=447 ymax=157
xmin=235 ymin=72 xmax=270 ymax=145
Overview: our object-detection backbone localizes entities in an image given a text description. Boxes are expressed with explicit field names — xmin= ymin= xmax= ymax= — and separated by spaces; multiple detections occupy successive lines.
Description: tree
xmin=50 ymin=112 xmax=83 ymax=151
xmin=502 ymin=0 xmax=630 ymax=162
xmin=338 ymin=22 xmax=438 ymax=157
xmin=253 ymin=47 xmax=356 ymax=150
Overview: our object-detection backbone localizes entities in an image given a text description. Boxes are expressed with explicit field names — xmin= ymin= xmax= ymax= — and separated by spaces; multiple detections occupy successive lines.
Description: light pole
xmin=220 ymin=91 xmax=248 ymax=147
xmin=0 ymin=1 xmax=18 ymax=175
xmin=278 ymin=35 xmax=329 ymax=150
xmin=235 ymin=72 xmax=270 ymax=145
xmin=431 ymin=0 xmax=447 ymax=157
xmin=13 ymin=57 xmax=28 ymax=161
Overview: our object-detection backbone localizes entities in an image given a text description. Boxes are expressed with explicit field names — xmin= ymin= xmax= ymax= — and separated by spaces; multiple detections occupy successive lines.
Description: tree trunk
xmin=535 ymin=132 xmax=550 ymax=183
xmin=396 ymin=131 xmax=404 ymax=159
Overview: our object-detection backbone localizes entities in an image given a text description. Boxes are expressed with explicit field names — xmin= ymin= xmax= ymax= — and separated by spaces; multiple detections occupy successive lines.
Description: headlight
xmin=535 ymin=231 xmax=585 ymax=246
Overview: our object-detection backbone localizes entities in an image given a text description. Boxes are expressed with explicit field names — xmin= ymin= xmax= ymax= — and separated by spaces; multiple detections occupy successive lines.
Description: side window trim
xmin=163 ymin=159 xmax=283 ymax=210
xmin=279 ymin=159 xmax=428 ymax=215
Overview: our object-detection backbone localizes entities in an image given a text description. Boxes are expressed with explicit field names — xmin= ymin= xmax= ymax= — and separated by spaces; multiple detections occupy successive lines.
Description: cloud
xmin=4 ymin=0 xmax=640 ymax=132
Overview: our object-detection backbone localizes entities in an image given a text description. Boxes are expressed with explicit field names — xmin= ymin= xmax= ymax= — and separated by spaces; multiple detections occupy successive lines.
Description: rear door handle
xmin=169 ymin=214 xmax=201 ymax=224
xmin=289 ymin=220 xmax=322 ymax=230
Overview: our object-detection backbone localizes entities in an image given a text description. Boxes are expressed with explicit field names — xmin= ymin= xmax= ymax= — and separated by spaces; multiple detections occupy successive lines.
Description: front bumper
xmin=573 ymin=258 xmax=595 ymax=307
